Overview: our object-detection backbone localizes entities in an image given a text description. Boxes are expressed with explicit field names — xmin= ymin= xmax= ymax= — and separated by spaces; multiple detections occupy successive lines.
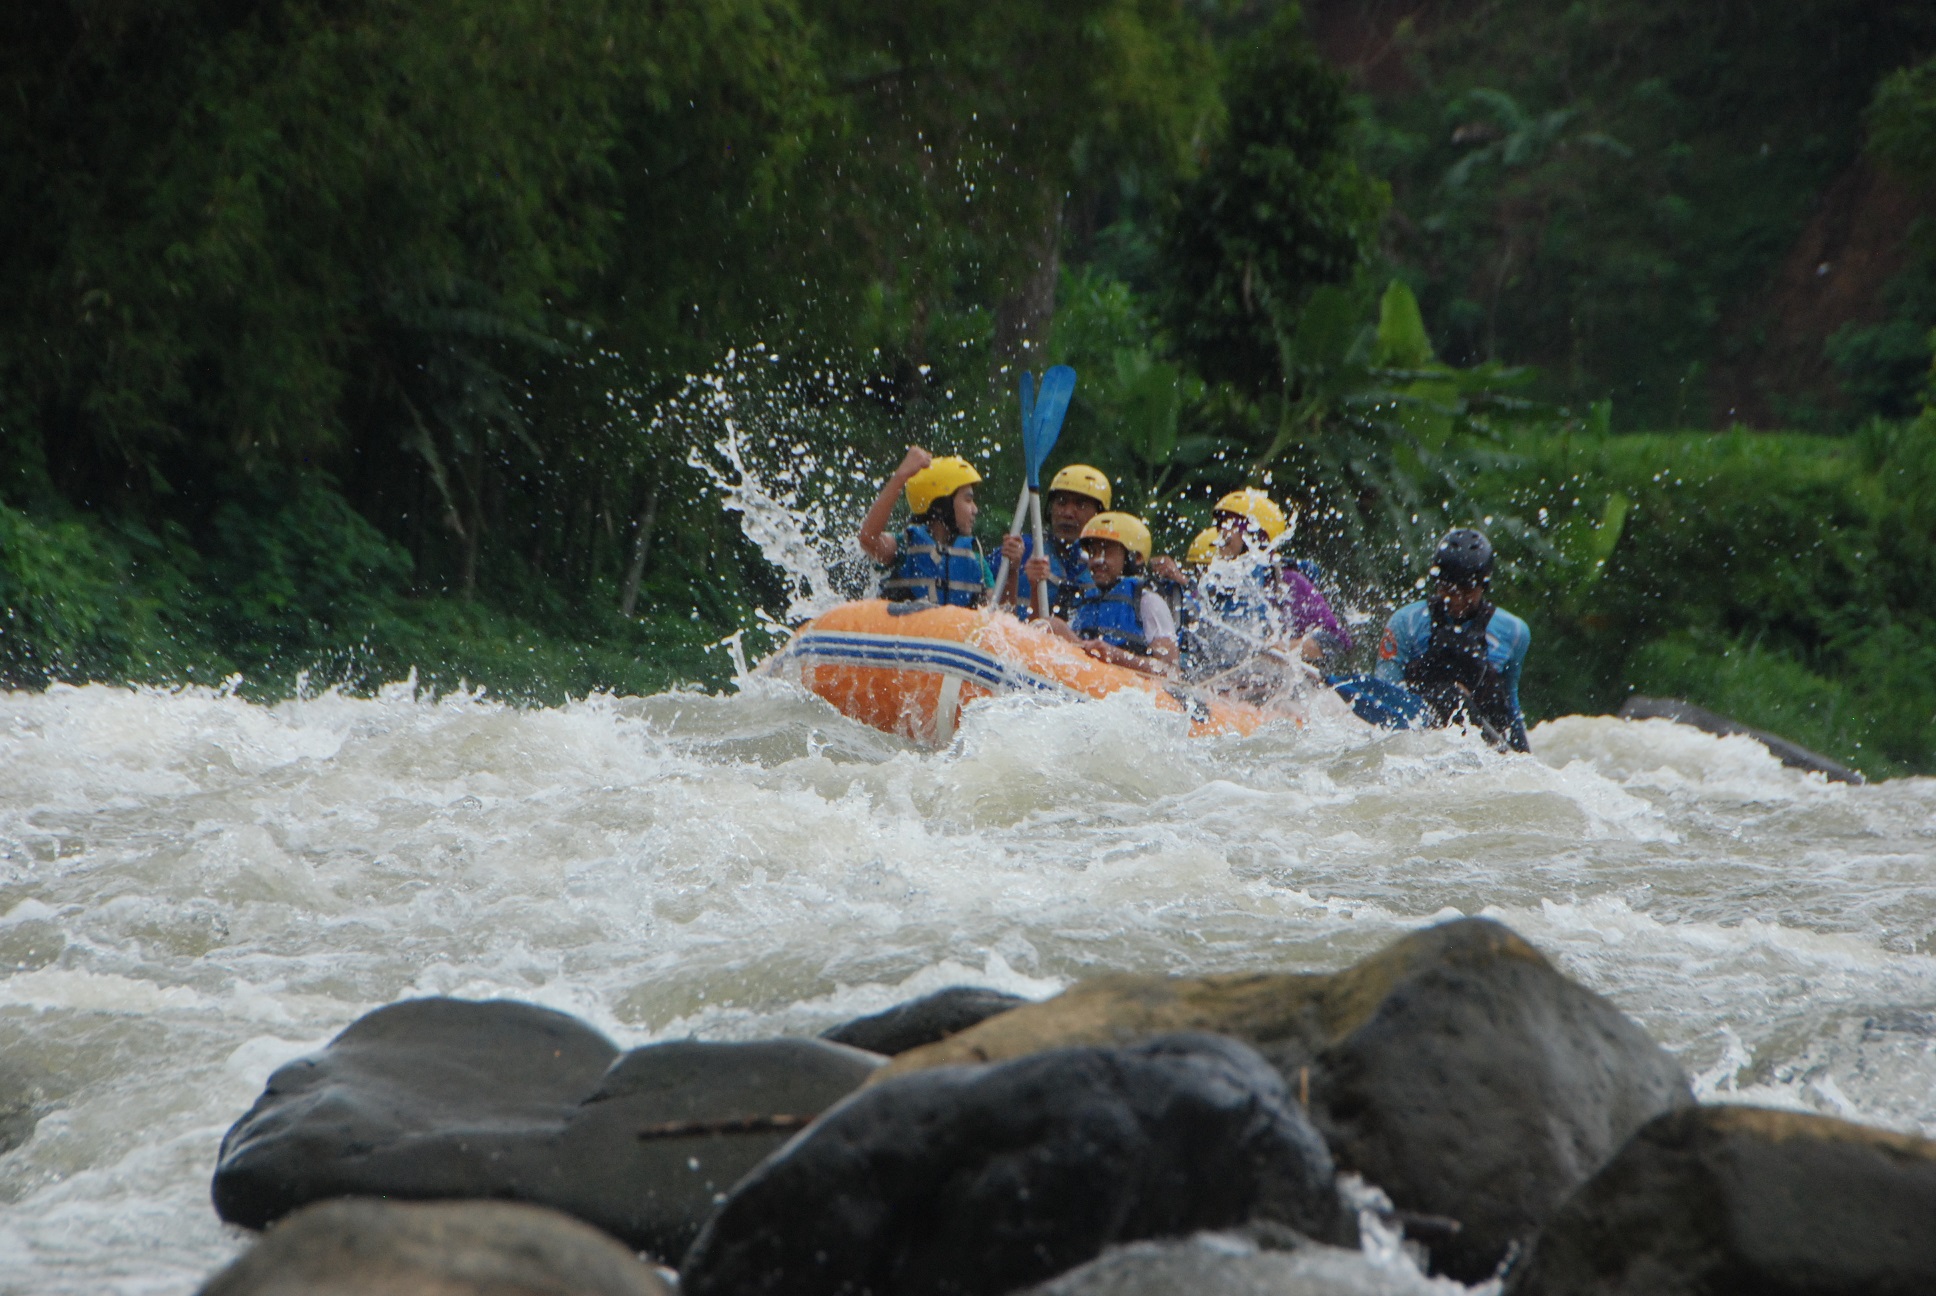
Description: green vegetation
xmin=1348 ymin=0 xmax=1936 ymax=428
xmin=0 ymin=483 xmax=724 ymax=702
xmin=2 ymin=0 xmax=1933 ymax=773
xmin=1477 ymin=419 xmax=1936 ymax=776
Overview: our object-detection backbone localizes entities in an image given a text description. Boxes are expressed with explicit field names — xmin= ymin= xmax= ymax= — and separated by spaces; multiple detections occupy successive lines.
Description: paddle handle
xmin=1029 ymin=489 xmax=1049 ymax=621
xmin=990 ymin=479 xmax=1032 ymax=608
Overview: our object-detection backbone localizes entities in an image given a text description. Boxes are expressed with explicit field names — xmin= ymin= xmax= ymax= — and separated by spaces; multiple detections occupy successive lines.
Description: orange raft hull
xmin=761 ymin=599 xmax=1271 ymax=745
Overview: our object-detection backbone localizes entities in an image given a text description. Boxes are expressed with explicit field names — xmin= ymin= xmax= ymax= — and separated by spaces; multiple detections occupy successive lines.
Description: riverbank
xmin=4 ymin=418 xmax=1934 ymax=774
xmin=0 ymin=483 xmax=733 ymax=704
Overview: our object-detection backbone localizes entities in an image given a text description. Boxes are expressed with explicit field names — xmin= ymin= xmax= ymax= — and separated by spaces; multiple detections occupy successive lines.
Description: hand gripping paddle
xmin=992 ymin=365 xmax=1077 ymax=618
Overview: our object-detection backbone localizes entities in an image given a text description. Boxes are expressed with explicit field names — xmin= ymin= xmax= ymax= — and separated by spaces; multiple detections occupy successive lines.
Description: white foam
xmin=1 ymin=681 xmax=1933 ymax=1292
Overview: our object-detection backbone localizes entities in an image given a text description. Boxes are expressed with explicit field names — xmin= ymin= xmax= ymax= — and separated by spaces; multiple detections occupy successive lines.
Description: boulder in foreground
xmin=198 ymin=1197 xmax=670 ymax=1295
xmin=883 ymin=918 xmax=1694 ymax=1282
xmin=212 ymin=998 xmax=617 ymax=1231
xmin=680 ymin=1033 xmax=1355 ymax=1296
xmin=212 ymin=997 xmax=881 ymax=1260
xmin=821 ymin=985 xmax=1027 ymax=1055
xmin=546 ymin=1036 xmax=883 ymax=1259
xmin=1506 ymin=1103 xmax=1936 ymax=1295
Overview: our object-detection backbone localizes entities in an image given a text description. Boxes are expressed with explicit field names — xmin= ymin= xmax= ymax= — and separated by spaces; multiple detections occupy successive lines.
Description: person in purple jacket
xmin=1159 ymin=489 xmax=1351 ymax=682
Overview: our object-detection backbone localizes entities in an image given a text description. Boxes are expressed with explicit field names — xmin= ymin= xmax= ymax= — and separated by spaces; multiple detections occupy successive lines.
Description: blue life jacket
xmin=1201 ymin=559 xmax=1277 ymax=632
xmin=1015 ymin=534 xmax=1094 ymax=619
xmin=1178 ymin=559 xmax=1285 ymax=679
xmin=1070 ymin=577 xmax=1150 ymax=654
xmin=882 ymin=524 xmax=987 ymax=608
xmin=1171 ymin=580 xmax=1200 ymax=643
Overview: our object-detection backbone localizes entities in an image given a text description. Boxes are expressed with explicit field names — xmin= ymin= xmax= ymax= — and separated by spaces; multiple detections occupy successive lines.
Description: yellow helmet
xmin=1212 ymin=488 xmax=1289 ymax=542
xmin=1048 ymin=463 xmax=1112 ymax=509
xmin=1185 ymin=526 xmax=1221 ymax=565
xmin=905 ymin=456 xmax=982 ymax=516
xmin=1079 ymin=511 xmax=1152 ymax=563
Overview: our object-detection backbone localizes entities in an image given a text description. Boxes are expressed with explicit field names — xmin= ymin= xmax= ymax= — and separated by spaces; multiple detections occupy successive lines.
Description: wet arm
xmin=858 ymin=447 xmax=929 ymax=564
xmin=1084 ymin=638 xmax=1175 ymax=676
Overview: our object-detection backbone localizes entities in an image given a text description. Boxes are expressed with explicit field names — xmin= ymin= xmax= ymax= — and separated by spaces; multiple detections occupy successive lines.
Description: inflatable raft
xmin=760 ymin=599 xmax=1272 ymax=745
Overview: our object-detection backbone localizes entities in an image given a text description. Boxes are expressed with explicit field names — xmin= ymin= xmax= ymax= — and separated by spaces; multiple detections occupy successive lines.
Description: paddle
xmin=990 ymin=365 xmax=1076 ymax=618
xmin=991 ymin=373 xmax=1035 ymax=607
xmin=1025 ymin=365 xmax=1075 ymax=619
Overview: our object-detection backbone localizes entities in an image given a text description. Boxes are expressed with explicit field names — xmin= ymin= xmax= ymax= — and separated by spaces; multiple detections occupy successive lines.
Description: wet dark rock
xmin=680 ymin=1032 xmax=1355 ymax=1296
xmin=211 ymin=997 xmax=881 ymax=1261
xmin=821 ymin=985 xmax=1028 ymax=1055
xmin=212 ymin=998 xmax=618 ymax=1230
xmin=1304 ymin=919 xmax=1695 ymax=1282
xmin=1506 ymin=1104 xmax=1936 ymax=1296
xmin=198 ymin=1197 xmax=671 ymax=1295
xmin=546 ymin=1037 xmax=884 ymax=1260
xmin=884 ymin=918 xmax=1694 ymax=1283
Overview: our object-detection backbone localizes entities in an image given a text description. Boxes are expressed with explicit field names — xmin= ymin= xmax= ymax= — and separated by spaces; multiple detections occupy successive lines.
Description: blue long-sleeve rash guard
xmin=1374 ymin=600 xmax=1532 ymax=723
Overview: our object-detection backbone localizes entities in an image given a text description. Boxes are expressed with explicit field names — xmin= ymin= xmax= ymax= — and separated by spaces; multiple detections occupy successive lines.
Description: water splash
xmin=658 ymin=347 xmax=900 ymax=629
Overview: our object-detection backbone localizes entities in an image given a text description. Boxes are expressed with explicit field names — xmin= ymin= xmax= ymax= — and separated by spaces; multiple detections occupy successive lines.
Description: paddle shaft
xmin=1029 ymin=490 xmax=1049 ymax=620
xmin=990 ymin=480 xmax=1033 ymax=605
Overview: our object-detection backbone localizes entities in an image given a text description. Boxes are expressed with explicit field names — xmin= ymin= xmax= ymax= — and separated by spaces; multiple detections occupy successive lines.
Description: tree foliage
xmin=1352 ymin=0 xmax=1936 ymax=425
xmin=1158 ymin=5 xmax=1388 ymax=395
xmin=1871 ymin=56 xmax=1936 ymax=183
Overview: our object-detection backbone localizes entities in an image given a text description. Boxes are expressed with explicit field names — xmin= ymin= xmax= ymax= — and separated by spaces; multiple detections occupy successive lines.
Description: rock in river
xmin=680 ymin=1032 xmax=1354 ymax=1296
xmin=212 ymin=998 xmax=616 ymax=1230
xmin=883 ymin=918 xmax=1693 ymax=1282
xmin=546 ymin=1036 xmax=883 ymax=1259
xmin=821 ymin=985 xmax=1027 ymax=1055
xmin=1505 ymin=1103 xmax=1936 ymax=1295
xmin=198 ymin=1197 xmax=671 ymax=1295
xmin=211 ymin=997 xmax=881 ymax=1261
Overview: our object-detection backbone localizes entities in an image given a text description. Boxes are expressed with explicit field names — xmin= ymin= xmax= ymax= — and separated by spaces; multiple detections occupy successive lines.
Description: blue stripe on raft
xmin=777 ymin=630 xmax=1077 ymax=698
xmin=785 ymin=634 xmax=1036 ymax=693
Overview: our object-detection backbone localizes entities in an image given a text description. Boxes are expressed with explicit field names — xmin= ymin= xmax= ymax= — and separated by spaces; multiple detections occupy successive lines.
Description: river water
xmin=0 ymin=675 xmax=1933 ymax=1294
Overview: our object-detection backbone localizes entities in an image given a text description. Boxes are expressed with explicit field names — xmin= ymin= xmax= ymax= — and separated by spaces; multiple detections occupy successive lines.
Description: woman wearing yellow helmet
xmin=1044 ymin=512 xmax=1178 ymax=675
xmin=859 ymin=446 xmax=1010 ymax=607
xmin=1210 ymin=488 xmax=1289 ymax=556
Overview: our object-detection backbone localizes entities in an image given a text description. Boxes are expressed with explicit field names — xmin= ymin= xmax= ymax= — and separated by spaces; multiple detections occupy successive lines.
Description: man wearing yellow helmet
xmin=1044 ymin=512 xmax=1178 ymax=675
xmin=1001 ymin=463 xmax=1110 ymax=619
xmin=859 ymin=446 xmax=1014 ymax=607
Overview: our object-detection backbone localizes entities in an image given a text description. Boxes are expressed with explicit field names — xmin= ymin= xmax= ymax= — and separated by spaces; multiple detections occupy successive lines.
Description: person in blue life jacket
xmin=858 ymin=447 xmax=1018 ymax=607
xmin=1370 ymin=527 xmax=1532 ymax=752
xmin=1000 ymin=463 xmax=1110 ymax=619
xmin=1044 ymin=512 xmax=1179 ymax=676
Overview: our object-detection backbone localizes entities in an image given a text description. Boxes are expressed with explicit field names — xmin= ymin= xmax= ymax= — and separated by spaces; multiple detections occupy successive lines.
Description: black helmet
xmin=1430 ymin=528 xmax=1493 ymax=584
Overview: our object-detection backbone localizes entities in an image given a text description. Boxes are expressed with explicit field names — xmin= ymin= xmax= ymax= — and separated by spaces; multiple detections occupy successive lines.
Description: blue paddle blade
xmin=1018 ymin=370 xmax=1035 ymax=442
xmin=1024 ymin=364 xmax=1076 ymax=489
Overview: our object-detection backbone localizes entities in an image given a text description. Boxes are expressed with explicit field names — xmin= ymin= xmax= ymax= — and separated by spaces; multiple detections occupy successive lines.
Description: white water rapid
xmin=1 ymin=675 xmax=1933 ymax=1294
